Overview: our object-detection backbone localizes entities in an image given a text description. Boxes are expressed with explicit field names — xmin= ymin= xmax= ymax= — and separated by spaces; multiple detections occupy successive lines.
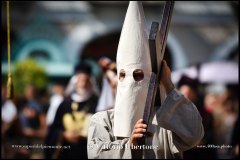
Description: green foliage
xmin=12 ymin=58 xmax=47 ymax=97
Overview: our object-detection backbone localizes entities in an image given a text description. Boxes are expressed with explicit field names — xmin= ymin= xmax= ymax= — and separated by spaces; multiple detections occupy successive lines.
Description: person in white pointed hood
xmin=87 ymin=1 xmax=204 ymax=159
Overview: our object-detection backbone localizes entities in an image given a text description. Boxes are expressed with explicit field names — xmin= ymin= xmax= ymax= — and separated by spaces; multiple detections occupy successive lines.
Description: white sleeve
xmin=156 ymin=89 xmax=204 ymax=151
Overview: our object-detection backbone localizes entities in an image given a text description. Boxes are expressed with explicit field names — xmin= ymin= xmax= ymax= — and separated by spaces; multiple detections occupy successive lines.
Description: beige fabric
xmin=114 ymin=1 xmax=153 ymax=137
xmin=63 ymin=111 xmax=92 ymax=137
xmin=88 ymin=89 xmax=204 ymax=159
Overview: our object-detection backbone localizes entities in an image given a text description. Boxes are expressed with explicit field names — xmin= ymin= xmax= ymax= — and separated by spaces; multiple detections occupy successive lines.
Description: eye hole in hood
xmin=133 ymin=69 xmax=144 ymax=82
xmin=119 ymin=69 xmax=126 ymax=81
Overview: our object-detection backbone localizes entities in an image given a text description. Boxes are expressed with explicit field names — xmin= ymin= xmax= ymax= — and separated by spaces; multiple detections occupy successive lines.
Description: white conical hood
xmin=114 ymin=1 xmax=152 ymax=137
xmin=117 ymin=1 xmax=151 ymax=70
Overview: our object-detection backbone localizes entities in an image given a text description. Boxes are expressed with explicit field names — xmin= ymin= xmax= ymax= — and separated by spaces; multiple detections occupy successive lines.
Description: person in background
xmin=19 ymin=84 xmax=47 ymax=138
xmin=44 ymin=83 xmax=65 ymax=159
xmin=48 ymin=62 xmax=98 ymax=159
xmin=209 ymin=84 xmax=238 ymax=159
xmin=177 ymin=75 xmax=199 ymax=105
xmin=177 ymin=75 xmax=216 ymax=159
xmin=96 ymin=57 xmax=117 ymax=112
xmin=18 ymin=84 xmax=47 ymax=158
xmin=1 ymin=83 xmax=18 ymax=158
xmin=228 ymin=84 xmax=239 ymax=159
xmin=1 ymin=83 xmax=17 ymax=135
xmin=46 ymin=83 xmax=65 ymax=126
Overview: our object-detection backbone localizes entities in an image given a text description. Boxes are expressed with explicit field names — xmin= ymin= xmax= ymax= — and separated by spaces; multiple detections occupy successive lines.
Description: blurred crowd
xmin=1 ymin=57 xmax=239 ymax=159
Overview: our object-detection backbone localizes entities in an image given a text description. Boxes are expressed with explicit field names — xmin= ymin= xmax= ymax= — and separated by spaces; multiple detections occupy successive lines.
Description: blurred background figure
xmin=38 ymin=89 xmax=50 ymax=116
xmin=19 ymin=85 xmax=47 ymax=138
xmin=46 ymin=83 xmax=65 ymax=126
xmin=1 ymin=83 xmax=17 ymax=136
xmin=46 ymin=62 xmax=98 ymax=159
xmin=205 ymin=84 xmax=238 ymax=159
xmin=18 ymin=84 xmax=47 ymax=158
xmin=44 ymin=83 xmax=65 ymax=159
xmin=19 ymin=84 xmax=47 ymax=158
xmin=1 ymin=83 xmax=18 ymax=158
xmin=96 ymin=57 xmax=117 ymax=112
xmin=177 ymin=74 xmax=200 ymax=106
xmin=177 ymin=75 xmax=216 ymax=159
xmin=223 ymin=85 xmax=239 ymax=159
xmin=64 ymin=64 xmax=100 ymax=98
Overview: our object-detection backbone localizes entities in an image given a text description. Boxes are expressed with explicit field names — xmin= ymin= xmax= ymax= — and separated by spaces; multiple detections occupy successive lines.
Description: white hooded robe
xmin=87 ymin=89 xmax=204 ymax=159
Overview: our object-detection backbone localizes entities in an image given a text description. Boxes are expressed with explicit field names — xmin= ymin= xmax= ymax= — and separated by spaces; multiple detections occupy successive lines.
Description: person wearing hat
xmin=48 ymin=62 xmax=99 ymax=159
xmin=87 ymin=2 xmax=204 ymax=159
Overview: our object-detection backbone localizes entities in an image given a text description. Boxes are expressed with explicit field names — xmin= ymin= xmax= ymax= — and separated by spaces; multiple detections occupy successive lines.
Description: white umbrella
xmin=199 ymin=61 xmax=238 ymax=84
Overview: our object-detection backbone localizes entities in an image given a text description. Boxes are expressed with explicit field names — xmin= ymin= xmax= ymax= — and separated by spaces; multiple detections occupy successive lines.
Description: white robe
xmin=87 ymin=89 xmax=204 ymax=159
